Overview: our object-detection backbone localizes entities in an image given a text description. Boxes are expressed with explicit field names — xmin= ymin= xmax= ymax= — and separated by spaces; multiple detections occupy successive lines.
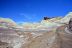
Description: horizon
xmin=0 ymin=12 xmax=72 ymax=24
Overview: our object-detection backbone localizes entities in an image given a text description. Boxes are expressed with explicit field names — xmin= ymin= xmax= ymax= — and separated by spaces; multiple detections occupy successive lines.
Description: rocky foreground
xmin=0 ymin=12 xmax=72 ymax=48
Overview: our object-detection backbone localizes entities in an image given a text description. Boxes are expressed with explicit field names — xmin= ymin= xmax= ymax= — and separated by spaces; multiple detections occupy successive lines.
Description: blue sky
xmin=0 ymin=0 xmax=72 ymax=22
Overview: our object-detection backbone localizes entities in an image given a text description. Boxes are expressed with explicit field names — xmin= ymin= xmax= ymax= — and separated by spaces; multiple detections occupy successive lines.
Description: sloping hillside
xmin=0 ymin=12 xmax=72 ymax=48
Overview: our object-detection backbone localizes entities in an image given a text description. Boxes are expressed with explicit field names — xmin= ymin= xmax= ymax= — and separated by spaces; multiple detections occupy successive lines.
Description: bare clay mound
xmin=0 ymin=12 xmax=72 ymax=48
